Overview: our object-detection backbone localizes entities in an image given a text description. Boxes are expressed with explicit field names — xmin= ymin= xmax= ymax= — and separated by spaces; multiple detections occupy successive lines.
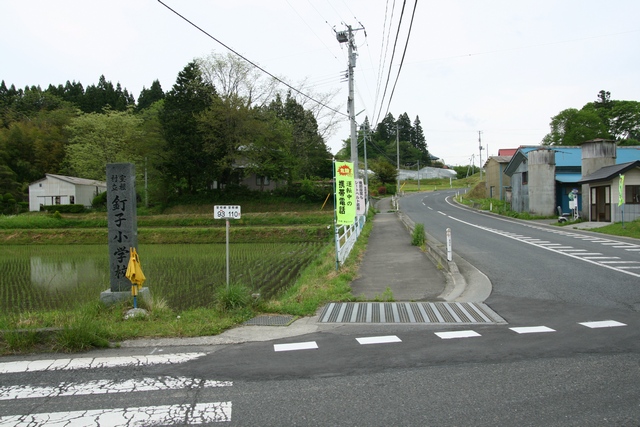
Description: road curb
xmin=396 ymin=207 xmax=491 ymax=303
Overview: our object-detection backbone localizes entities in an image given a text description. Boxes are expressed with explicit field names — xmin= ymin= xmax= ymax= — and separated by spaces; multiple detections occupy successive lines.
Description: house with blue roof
xmin=503 ymin=140 xmax=640 ymax=222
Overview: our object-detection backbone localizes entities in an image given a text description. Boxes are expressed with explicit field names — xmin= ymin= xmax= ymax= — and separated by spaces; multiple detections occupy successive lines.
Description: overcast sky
xmin=2 ymin=1 xmax=639 ymax=166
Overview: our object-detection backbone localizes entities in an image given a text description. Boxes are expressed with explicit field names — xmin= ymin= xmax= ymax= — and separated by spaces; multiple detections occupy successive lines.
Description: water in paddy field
xmin=0 ymin=243 xmax=325 ymax=312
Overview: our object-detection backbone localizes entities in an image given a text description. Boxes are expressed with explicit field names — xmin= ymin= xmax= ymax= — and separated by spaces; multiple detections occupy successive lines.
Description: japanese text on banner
xmin=335 ymin=161 xmax=356 ymax=225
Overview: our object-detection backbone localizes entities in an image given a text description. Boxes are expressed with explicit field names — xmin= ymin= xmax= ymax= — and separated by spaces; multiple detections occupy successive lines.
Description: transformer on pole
xmin=336 ymin=25 xmax=364 ymax=179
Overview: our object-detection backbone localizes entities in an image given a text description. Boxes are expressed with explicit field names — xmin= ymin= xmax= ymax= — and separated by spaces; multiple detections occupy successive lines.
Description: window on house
xmin=256 ymin=176 xmax=270 ymax=186
xmin=522 ymin=172 xmax=528 ymax=185
xmin=70 ymin=196 xmax=75 ymax=204
xmin=55 ymin=196 xmax=61 ymax=205
xmin=626 ymin=185 xmax=640 ymax=204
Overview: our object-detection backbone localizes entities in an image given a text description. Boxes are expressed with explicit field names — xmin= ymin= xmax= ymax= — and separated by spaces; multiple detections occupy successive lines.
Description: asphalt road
xmin=2 ymin=191 xmax=639 ymax=426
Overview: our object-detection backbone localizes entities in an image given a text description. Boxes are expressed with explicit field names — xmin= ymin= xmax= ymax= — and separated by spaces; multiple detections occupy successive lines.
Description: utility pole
xmin=396 ymin=124 xmax=400 ymax=195
xmin=363 ymin=123 xmax=369 ymax=192
xmin=336 ymin=25 xmax=364 ymax=178
xmin=478 ymin=131 xmax=484 ymax=180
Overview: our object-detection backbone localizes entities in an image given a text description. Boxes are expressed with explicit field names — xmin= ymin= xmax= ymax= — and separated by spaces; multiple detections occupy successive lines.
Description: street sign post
xmin=214 ymin=206 xmax=241 ymax=289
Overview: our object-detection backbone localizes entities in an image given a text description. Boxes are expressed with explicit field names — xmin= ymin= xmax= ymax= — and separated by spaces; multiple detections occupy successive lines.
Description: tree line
xmin=335 ymin=111 xmax=433 ymax=184
xmin=0 ymin=53 xmax=339 ymax=209
xmin=543 ymin=90 xmax=640 ymax=146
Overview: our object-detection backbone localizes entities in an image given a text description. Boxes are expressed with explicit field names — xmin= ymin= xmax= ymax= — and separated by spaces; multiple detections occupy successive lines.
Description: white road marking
xmin=509 ymin=326 xmax=556 ymax=334
xmin=356 ymin=335 xmax=402 ymax=345
xmin=0 ymin=353 xmax=206 ymax=374
xmin=579 ymin=320 xmax=627 ymax=328
xmin=600 ymin=261 xmax=640 ymax=264
xmin=274 ymin=341 xmax=318 ymax=352
xmin=0 ymin=376 xmax=231 ymax=401
xmin=0 ymin=402 xmax=232 ymax=425
xmin=435 ymin=330 xmax=481 ymax=339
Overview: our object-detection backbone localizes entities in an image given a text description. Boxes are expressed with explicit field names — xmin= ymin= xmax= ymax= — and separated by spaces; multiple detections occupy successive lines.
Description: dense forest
xmin=0 ymin=53 xmax=349 ymax=211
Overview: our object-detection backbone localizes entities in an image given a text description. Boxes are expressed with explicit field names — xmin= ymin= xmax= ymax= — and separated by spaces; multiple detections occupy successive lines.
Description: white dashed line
xmin=579 ymin=320 xmax=627 ymax=328
xmin=274 ymin=341 xmax=318 ymax=352
xmin=509 ymin=326 xmax=556 ymax=334
xmin=435 ymin=330 xmax=481 ymax=339
xmin=356 ymin=336 xmax=402 ymax=345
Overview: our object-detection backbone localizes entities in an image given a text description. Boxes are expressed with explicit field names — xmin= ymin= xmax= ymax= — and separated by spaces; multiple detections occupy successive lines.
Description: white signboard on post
xmin=355 ymin=179 xmax=366 ymax=216
xmin=214 ymin=205 xmax=241 ymax=290
xmin=214 ymin=205 xmax=241 ymax=220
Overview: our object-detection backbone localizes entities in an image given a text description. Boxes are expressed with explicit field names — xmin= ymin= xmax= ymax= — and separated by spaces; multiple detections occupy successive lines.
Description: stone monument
xmin=100 ymin=163 xmax=150 ymax=305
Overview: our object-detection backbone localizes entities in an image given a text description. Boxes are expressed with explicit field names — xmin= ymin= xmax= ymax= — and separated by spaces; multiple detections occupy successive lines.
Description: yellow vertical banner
xmin=619 ymin=174 xmax=625 ymax=206
xmin=335 ymin=161 xmax=356 ymax=225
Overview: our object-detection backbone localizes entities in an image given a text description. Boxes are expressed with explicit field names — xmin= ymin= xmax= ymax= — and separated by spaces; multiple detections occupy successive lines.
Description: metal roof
xmin=579 ymin=160 xmax=640 ymax=184
xmin=43 ymin=174 xmax=107 ymax=187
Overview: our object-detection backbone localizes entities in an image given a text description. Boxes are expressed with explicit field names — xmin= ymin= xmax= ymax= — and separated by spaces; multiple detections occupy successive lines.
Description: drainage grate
xmin=318 ymin=302 xmax=506 ymax=324
xmin=243 ymin=315 xmax=296 ymax=326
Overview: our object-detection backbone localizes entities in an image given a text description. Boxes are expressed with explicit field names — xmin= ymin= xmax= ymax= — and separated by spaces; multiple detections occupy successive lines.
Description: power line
xmin=157 ymin=0 xmax=347 ymax=118
xmin=383 ymin=0 xmax=418 ymax=118
xmin=372 ymin=0 xmax=395 ymax=126
xmin=373 ymin=0 xmax=407 ymax=126
xmin=285 ymin=0 xmax=340 ymax=63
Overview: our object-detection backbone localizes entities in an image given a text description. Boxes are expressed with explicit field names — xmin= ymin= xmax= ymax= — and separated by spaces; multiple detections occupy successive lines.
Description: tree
xmin=413 ymin=116 xmax=430 ymax=164
xmin=65 ymin=109 xmax=144 ymax=180
xmin=270 ymin=93 xmax=332 ymax=179
xmin=137 ymin=80 xmax=165 ymax=111
xmin=542 ymin=108 xmax=610 ymax=145
xmin=543 ymin=91 xmax=640 ymax=146
xmin=370 ymin=159 xmax=397 ymax=185
xmin=197 ymin=52 xmax=278 ymax=108
xmin=160 ymin=61 xmax=217 ymax=194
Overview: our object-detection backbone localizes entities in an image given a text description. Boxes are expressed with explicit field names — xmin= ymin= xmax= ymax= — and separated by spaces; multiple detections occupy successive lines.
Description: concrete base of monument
xmin=124 ymin=308 xmax=148 ymax=319
xmin=100 ymin=287 xmax=151 ymax=306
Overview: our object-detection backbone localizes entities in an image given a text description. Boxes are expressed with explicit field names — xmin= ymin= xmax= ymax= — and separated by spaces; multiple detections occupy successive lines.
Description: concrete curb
xmin=396 ymin=211 xmax=465 ymax=301
xmin=396 ymin=208 xmax=492 ymax=303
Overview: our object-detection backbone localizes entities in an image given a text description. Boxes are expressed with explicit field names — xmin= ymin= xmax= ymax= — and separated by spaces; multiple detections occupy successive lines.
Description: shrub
xmin=378 ymin=186 xmax=387 ymax=195
xmin=92 ymin=191 xmax=108 ymax=209
xmin=43 ymin=204 xmax=86 ymax=214
xmin=216 ymin=283 xmax=252 ymax=312
xmin=411 ymin=223 xmax=425 ymax=246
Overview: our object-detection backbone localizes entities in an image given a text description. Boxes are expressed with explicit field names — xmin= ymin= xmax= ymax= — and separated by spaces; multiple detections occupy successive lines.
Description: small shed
xmin=29 ymin=174 xmax=107 ymax=211
xmin=579 ymin=160 xmax=640 ymax=222
xmin=484 ymin=156 xmax=512 ymax=201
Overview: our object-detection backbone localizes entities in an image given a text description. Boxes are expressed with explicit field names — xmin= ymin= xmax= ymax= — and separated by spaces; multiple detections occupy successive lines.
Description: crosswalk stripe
xmin=0 ymin=376 xmax=231 ymax=401
xmin=0 ymin=401 xmax=232 ymax=426
xmin=0 ymin=353 xmax=206 ymax=374
xmin=356 ymin=335 xmax=402 ymax=345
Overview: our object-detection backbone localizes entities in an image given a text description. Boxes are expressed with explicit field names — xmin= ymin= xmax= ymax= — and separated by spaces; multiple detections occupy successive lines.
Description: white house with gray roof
xmin=29 ymin=174 xmax=107 ymax=211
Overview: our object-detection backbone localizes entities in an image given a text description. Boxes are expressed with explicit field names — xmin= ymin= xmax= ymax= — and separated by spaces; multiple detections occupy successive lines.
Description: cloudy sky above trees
xmin=2 ymin=0 xmax=639 ymax=166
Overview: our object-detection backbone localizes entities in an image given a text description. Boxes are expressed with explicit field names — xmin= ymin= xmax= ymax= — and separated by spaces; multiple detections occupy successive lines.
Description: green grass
xmin=586 ymin=219 xmax=640 ymax=239
xmin=0 ymin=206 xmax=375 ymax=355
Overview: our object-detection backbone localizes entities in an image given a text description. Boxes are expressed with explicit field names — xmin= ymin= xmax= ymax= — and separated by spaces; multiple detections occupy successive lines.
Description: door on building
xmin=590 ymin=186 xmax=611 ymax=222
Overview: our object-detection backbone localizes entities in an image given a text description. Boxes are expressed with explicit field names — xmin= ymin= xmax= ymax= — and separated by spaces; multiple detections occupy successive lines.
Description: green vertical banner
xmin=335 ymin=161 xmax=356 ymax=225
xmin=619 ymin=174 xmax=625 ymax=206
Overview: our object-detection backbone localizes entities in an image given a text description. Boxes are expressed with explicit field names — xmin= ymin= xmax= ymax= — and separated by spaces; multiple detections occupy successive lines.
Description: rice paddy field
xmin=0 ymin=242 xmax=326 ymax=314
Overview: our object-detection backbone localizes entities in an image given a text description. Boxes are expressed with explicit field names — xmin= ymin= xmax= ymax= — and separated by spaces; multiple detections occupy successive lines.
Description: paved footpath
xmin=349 ymin=197 xmax=448 ymax=301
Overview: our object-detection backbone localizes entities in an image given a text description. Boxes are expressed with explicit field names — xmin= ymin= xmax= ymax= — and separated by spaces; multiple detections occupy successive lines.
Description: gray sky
xmin=2 ymin=1 xmax=639 ymax=166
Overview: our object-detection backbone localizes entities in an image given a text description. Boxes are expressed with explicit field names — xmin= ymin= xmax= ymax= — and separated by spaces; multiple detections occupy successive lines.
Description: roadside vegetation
xmin=0 ymin=194 xmax=373 ymax=355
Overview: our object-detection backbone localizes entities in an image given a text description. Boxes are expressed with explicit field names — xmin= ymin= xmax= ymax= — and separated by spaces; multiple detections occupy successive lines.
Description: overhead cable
xmin=157 ymin=0 xmax=347 ymax=118
xmin=383 ymin=0 xmax=418 ymax=118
